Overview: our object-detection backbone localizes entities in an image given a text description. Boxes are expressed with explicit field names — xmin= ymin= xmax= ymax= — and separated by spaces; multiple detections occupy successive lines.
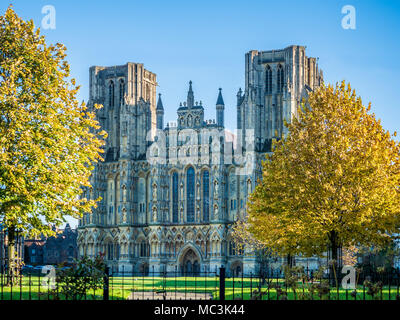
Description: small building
xmin=24 ymin=239 xmax=45 ymax=265
xmin=43 ymin=224 xmax=77 ymax=265
xmin=23 ymin=224 xmax=78 ymax=266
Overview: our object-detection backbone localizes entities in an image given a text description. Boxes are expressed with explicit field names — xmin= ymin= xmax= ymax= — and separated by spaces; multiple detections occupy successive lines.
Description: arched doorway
xmin=180 ymin=248 xmax=200 ymax=276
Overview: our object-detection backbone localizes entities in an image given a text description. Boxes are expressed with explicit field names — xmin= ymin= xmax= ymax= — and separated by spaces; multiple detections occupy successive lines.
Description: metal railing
xmin=1 ymin=264 xmax=400 ymax=300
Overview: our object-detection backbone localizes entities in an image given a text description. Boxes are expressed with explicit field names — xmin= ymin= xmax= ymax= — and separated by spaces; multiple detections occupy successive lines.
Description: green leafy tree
xmin=246 ymin=81 xmax=400 ymax=274
xmin=0 ymin=7 xmax=106 ymax=282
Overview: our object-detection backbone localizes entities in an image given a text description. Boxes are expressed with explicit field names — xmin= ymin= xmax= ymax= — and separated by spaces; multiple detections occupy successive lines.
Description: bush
xmin=55 ymin=253 xmax=106 ymax=300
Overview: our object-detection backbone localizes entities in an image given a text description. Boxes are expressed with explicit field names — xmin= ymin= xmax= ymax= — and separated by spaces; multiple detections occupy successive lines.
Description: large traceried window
xmin=172 ymin=172 xmax=179 ymax=223
xmin=202 ymin=170 xmax=210 ymax=222
xmin=277 ymin=64 xmax=284 ymax=92
xmin=265 ymin=65 xmax=272 ymax=94
xmin=228 ymin=170 xmax=237 ymax=221
xmin=109 ymin=81 xmax=115 ymax=107
xmin=186 ymin=167 xmax=195 ymax=222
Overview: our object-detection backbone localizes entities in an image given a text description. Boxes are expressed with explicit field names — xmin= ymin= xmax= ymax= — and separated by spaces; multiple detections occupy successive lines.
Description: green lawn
xmin=0 ymin=275 xmax=399 ymax=300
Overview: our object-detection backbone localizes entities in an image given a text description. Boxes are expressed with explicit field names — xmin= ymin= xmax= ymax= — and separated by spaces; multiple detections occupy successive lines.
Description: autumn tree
xmin=246 ymin=81 xmax=400 ymax=273
xmin=0 ymin=7 xmax=106 ymax=281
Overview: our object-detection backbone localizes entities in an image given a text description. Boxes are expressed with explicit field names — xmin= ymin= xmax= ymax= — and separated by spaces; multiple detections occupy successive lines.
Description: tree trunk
xmin=6 ymin=226 xmax=19 ymax=286
xmin=329 ymin=231 xmax=339 ymax=287
xmin=286 ymin=254 xmax=294 ymax=267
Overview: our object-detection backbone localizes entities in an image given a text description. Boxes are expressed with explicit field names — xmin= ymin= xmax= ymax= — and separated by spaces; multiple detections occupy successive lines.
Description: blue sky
xmin=3 ymin=0 xmax=400 ymax=227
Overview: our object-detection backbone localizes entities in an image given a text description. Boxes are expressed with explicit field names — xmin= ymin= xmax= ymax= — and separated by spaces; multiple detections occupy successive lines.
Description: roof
xmin=157 ymin=94 xmax=164 ymax=111
xmin=216 ymin=88 xmax=224 ymax=105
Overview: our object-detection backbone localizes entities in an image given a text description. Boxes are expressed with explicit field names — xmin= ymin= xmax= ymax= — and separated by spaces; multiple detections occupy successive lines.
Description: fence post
xmin=219 ymin=267 xmax=225 ymax=301
xmin=103 ymin=266 xmax=109 ymax=301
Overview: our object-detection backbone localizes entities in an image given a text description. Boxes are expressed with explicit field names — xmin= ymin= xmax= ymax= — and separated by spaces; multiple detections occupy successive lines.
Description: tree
xmin=0 ymin=7 xmax=106 ymax=282
xmin=246 ymin=81 xmax=400 ymax=273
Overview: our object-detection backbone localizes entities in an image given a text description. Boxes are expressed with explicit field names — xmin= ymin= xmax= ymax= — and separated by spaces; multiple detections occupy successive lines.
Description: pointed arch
xmin=172 ymin=171 xmax=179 ymax=223
xmin=186 ymin=166 xmax=195 ymax=222
xmin=109 ymin=80 xmax=115 ymax=107
xmin=277 ymin=64 xmax=284 ymax=92
xmin=202 ymin=169 xmax=210 ymax=222
xmin=265 ymin=65 xmax=272 ymax=94
xmin=119 ymin=78 xmax=125 ymax=105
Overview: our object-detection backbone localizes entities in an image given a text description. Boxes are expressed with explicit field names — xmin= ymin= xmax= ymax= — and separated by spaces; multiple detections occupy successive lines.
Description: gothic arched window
xmin=172 ymin=172 xmax=179 ymax=223
xmin=186 ymin=167 xmax=195 ymax=222
xmin=109 ymin=81 xmax=114 ymax=107
xmin=202 ymin=170 xmax=210 ymax=222
xmin=228 ymin=170 xmax=238 ymax=220
xmin=107 ymin=243 xmax=114 ymax=260
xmin=119 ymin=79 xmax=125 ymax=105
xmin=229 ymin=241 xmax=236 ymax=256
xmin=266 ymin=65 xmax=272 ymax=94
xmin=140 ymin=240 xmax=149 ymax=257
xmin=277 ymin=64 xmax=284 ymax=93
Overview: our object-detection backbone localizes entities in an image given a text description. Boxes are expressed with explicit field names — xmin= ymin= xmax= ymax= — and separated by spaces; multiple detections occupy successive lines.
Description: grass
xmin=0 ymin=274 xmax=399 ymax=300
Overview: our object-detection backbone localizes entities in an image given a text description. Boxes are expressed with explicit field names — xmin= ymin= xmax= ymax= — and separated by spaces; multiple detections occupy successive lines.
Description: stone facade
xmin=78 ymin=46 xmax=323 ymax=275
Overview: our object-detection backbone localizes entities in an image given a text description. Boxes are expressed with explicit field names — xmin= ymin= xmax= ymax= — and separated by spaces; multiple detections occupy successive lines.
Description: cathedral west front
xmin=77 ymin=45 xmax=323 ymax=275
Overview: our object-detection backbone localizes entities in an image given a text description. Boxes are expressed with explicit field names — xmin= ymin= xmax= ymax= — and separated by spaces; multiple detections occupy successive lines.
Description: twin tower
xmin=88 ymin=45 xmax=323 ymax=162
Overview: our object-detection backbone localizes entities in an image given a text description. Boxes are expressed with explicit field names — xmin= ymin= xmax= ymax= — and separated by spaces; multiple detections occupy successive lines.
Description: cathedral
xmin=77 ymin=45 xmax=323 ymax=275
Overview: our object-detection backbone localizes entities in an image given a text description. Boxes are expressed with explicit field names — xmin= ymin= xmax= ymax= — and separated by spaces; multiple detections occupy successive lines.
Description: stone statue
xmin=180 ymin=181 xmax=184 ymax=198
xmin=153 ymin=183 xmax=157 ymax=201
xmin=122 ymin=209 xmax=127 ymax=223
xmin=214 ymin=180 xmax=219 ymax=198
xmin=213 ymin=205 xmax=219 ymax=219
xmin=152 ymin=207 xmax=157 ymax=222
xmin=122 ymin=185 xmax=127 ymax=202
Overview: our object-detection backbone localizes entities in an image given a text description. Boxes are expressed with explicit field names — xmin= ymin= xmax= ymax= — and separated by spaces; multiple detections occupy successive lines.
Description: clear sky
xmin=4 ymin=0 xmax=400 ymax=228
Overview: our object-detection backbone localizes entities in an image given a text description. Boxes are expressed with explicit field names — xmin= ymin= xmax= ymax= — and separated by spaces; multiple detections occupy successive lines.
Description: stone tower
xmin=237 ymin=45 xmax=323 ymax=154
xmin=88 ymin=62 xmax=157 ymax=160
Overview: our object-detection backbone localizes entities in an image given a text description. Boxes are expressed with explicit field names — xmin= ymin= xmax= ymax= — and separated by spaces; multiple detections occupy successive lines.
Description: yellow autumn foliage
xmin=246 ymin=81 xmax=400 ymax=259
xmin=0 ymin=7 xmax=106 ymax=237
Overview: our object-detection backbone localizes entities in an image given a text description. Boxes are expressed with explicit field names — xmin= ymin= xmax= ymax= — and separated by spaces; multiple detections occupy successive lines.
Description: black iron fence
xmin=1 ymin=263 xmax=400 ymax=300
